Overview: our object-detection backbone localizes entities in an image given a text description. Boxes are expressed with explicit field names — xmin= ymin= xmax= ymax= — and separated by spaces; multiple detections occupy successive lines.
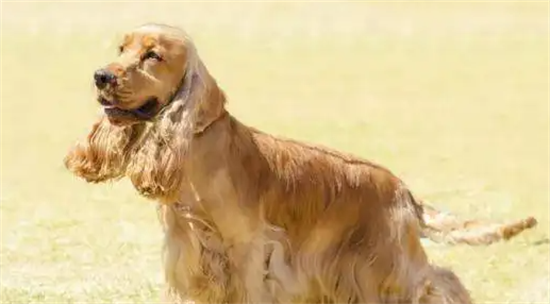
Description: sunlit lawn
xmin=1 ymin=2 xmax=548 ymax=303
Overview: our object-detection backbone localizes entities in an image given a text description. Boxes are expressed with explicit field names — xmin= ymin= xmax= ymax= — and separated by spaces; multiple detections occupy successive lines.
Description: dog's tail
xmin=418 ymin=201 xmax=537 ymax=246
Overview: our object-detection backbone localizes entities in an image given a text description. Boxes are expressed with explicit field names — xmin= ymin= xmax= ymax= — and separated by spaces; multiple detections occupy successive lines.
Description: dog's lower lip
xmin=101 ymin=98 xmax=159 ymax=120
xmin=104 ymin=107 xmax=124 ymax=114
xmin=98 ymin=96 xmax=113 ymax=106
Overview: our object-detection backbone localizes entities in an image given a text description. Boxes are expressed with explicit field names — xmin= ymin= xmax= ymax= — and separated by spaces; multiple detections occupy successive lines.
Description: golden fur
xmin=65 ymin=24 xmax=536 ymax=303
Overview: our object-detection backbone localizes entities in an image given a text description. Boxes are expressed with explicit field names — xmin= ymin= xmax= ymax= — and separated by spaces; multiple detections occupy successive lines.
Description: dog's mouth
xmin=100 ymin=96 xmax=160 ymax=123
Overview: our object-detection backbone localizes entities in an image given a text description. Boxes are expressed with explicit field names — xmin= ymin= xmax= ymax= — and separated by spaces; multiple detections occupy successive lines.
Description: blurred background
xmin=1 ymin=1 xmax=548 ymax=303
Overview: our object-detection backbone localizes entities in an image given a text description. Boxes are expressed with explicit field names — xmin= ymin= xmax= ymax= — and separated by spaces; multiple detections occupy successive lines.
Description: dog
xmin=65 ymin=23 xmax=536 ymax=303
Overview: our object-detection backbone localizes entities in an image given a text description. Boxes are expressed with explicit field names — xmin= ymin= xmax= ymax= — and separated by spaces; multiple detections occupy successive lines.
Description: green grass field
xmin=1 ymin=2 xmax=548 ymax=303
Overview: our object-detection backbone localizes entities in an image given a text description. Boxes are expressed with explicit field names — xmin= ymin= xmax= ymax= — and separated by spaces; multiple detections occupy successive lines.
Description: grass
xmin=1 ymin=2 xmax=548 ymax=303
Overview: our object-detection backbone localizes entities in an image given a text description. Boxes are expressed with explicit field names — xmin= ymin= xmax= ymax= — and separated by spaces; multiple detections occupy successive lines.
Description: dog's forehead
xmin=122 ymin=26 xmax=184 ymax=50
xmin=135 ymin=24 xmax=162 ymax=33
xmin=122 ymin=32 xmax=158 ymax=48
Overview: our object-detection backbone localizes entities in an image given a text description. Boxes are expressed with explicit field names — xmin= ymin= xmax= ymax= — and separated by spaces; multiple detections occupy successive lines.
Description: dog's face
xmin=94 ymin=25 xmax=188 ymax=125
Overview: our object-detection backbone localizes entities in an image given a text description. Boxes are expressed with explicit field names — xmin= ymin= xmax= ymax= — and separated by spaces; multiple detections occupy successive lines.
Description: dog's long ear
xmin=192 ymin=64 xmax=227 ymax=134
xmin=166 ymin=46 xmax=227 ymax=134
xmin=126 ymin=40 xmax=226 ymax=202
xmin=64 ymin=115 xmax=137 ymax=183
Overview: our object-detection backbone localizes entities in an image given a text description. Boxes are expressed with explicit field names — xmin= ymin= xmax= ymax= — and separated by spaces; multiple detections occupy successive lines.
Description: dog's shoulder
xmin=231 ymin=120 xmax=404 ymax=197
xmin=249 ymin=124 xmax=395 ymax=173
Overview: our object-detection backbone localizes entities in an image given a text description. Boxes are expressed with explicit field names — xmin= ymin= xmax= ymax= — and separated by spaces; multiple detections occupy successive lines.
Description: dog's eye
xmin=143 ymin=51 xmax=162 ymax=61
xmin=118 ymin=45 xmax=124 ymax=54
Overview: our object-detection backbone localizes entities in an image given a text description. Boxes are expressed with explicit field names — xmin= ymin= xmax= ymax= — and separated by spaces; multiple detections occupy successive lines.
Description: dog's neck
xmin=170 ymin=109 xmax=230 ymax=209
xmin=193 ymin=109 xmax=229 ymax=135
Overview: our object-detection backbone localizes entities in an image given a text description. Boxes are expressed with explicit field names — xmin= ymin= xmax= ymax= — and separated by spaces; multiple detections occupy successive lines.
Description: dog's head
xmin=94 ymin=24 xmax=193 ymax=126
xmin=66 ymin=24 xmax=226 ymax=200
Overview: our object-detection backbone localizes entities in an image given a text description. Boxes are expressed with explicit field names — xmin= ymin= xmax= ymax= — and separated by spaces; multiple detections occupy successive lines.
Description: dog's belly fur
xmin=159 ymin=116 xmax=471 ymax=304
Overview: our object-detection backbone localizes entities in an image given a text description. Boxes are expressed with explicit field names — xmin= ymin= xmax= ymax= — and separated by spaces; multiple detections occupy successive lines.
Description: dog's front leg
xmin=159 ymin=204 xmax=229 ymax=304
xmin=227 ymin=235 xmax=277 ymax=304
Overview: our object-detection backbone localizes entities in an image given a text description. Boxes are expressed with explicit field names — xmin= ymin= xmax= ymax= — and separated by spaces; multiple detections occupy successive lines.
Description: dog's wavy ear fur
xmin=125 ymin=39 xmax=226 ymax=202
xmin=64 ymin=116 xmax=137 ymax=183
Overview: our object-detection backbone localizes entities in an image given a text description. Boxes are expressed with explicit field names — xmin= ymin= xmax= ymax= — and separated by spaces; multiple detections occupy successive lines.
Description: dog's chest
xmin=174 ymin=181 xmax=304 ymax=302
xmin=181 ymin=207 xmax=300 ymax=303
xmin=184 ymin=170 xmax=262 ymax=244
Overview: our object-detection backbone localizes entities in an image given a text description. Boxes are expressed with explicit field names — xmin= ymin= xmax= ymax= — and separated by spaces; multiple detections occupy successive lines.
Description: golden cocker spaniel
xmin=65 ymin=24 xmax=537 ymax=303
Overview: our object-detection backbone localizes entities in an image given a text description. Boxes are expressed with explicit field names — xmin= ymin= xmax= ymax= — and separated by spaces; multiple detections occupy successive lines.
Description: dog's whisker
xmin=115 ymin=92 xmax=134 ymax=98
xmin=114 ymin=86 xmax=132 ymax=92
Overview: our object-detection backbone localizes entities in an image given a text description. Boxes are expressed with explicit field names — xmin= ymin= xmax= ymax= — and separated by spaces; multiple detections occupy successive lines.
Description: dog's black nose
xmin=93 ymin=69 xmax=116 ymax=89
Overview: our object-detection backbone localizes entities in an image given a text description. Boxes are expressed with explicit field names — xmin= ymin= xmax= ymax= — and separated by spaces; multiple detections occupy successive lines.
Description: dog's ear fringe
xmin=64 ymin=117 xmax=135 ymax=183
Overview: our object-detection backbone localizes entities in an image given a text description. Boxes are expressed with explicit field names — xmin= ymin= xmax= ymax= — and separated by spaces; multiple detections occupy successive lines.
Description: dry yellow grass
xmin=1 ymin=2 xmax=548 ymax=303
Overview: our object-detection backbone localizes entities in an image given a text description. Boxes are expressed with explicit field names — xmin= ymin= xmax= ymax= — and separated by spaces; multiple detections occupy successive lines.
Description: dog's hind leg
xmin=413 ymin=266 xmax=473 ymax=304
